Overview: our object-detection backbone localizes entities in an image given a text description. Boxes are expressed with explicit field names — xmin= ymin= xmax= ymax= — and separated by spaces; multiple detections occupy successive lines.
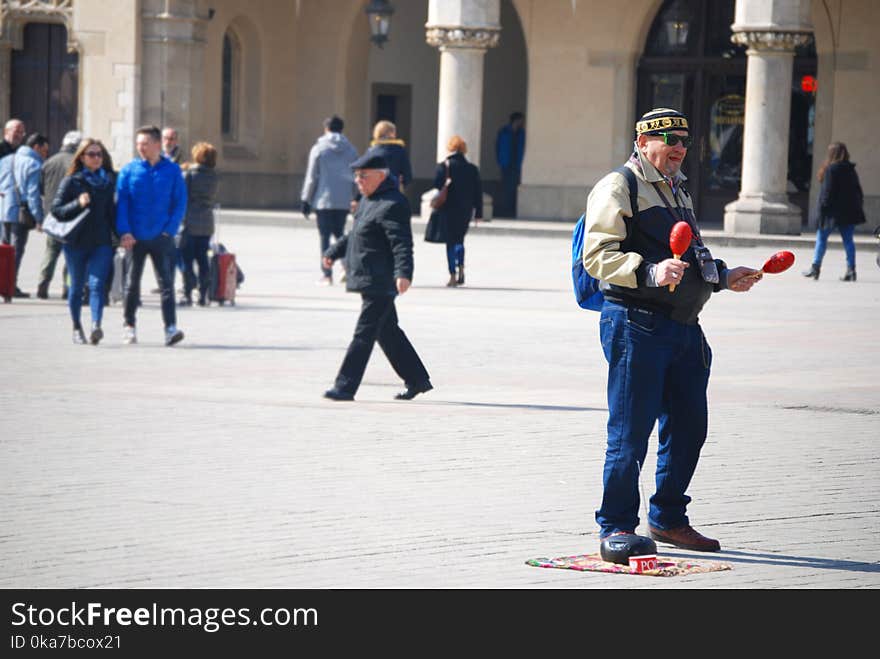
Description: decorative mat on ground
xmin=526 ymin=553 xmax=732 ymax=577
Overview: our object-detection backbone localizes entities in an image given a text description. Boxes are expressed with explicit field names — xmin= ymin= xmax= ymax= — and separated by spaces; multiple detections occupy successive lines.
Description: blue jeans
xmin=62 ymin=244 xmax=113 ymax=328
xmin=180 ymin=233 xmax=211 ymax=296
xmin=596 ymin=301 xmax=712 ymax=536
xmin=124 ymin=234 xmax=178 ymax=329
xmin=812 ymin=224 xmax=856 ymax=269
xmin=445 ymin=243 xmax=464 ymax=274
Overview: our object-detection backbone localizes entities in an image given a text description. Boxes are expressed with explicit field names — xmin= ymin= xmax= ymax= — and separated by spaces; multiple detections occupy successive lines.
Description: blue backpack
xmin=571 ymin=166 xmax=638 ymax=310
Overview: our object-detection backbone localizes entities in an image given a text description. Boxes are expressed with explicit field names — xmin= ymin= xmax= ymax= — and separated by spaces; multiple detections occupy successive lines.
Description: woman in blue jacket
xmin=803 ymin=142 xmax=866 ymax=281
xmin=51 ymin=138 xmax=116 ymax=344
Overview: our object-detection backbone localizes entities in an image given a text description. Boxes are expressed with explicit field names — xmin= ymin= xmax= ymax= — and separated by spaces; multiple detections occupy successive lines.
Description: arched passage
xmin=637 ymin=0 xmax=816 ymax=225
xmin=482 ymin=0 xmax=528 ymax=217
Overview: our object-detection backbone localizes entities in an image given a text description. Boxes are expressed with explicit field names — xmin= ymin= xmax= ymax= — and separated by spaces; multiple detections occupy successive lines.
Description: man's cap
xmin=635 ymin=108 xmax=689 ymax=135
xmin=62 ymin=130 xmax=83 ymax=148
xmin=350 ymin=150 xmax=388 ymax=170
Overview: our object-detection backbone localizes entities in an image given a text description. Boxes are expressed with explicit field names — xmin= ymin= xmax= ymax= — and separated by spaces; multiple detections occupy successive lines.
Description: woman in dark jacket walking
xmin=179 ymin=142 xmax=218 ymax=305
xmin=51 ymin=138 xmax=116 ymax=345
xmin=432 ymin=135 xmax=482 ymax=286
xmin=803 ymin=142 xmax=866 ymax=281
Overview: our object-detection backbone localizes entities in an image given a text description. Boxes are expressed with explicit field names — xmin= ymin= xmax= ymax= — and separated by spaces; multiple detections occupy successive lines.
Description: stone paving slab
xmin=1 ymin=222 xmax=878 ymax=588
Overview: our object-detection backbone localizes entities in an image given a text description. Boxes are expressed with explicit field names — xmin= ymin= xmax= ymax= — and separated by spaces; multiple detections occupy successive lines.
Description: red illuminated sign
xmin=801 ymin=75 xmax=817 ymax=93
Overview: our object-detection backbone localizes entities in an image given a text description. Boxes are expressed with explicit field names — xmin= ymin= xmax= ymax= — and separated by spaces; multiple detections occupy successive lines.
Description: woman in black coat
xmin=51 ymin=138 xmax=116 ymax=345
xmin=180 ymin=142 xmax=219 ymax=306
xmin=803 ymin=142 xmax=866 ymax=281
xmin=432 ymin=135 xmax=482 ymax=286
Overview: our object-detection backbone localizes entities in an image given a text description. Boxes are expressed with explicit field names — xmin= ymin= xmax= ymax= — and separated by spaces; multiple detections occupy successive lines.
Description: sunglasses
xmin=657 ymin=132 xmax=693 ymax=148
xmin=83 ymin=150 xmax=103 ymax=158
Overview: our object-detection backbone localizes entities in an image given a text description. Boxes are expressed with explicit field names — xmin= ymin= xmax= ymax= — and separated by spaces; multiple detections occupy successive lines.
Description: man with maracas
xmin=581 ymin=108 xmax=762 ymax=553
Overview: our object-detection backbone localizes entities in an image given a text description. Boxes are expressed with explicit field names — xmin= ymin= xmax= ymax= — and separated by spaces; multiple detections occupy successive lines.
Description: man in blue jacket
xmin=494 ymin=112 xmax=525 ymax=218
xmin=116 ymin=125 xmax=187 ymax=346
xmin=0 ymin=132 xmax=49 ymax=297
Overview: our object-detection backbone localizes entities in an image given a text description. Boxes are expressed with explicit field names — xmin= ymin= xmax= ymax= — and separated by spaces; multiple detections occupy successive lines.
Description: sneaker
xmin=89 ymin=324 xmax=103 ymax=346
xmin=122 ymin=324 xmax=137 ymax=344
xmin=73 ymin=327 xmax=87 ymax=344
xmin=316 ymin=276 xmax=332 ymax=286
xmin=164 ymin=325 xmax=184 ymax=346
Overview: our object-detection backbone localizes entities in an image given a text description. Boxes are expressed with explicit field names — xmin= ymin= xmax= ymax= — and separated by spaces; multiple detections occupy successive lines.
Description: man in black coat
xmin=322 ymin=152 xmax=432 ymax=402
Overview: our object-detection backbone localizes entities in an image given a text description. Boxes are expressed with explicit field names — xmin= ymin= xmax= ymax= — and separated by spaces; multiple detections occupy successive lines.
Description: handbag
xmin=424 ymin=209 xmax=447 ymax=244
xmin=42 ymin=208 xmax=89 ymax=244
xmin=11 ymin=154 xmax=37 ymax=230
xmin=429 ymin=159 xmax=451 ymax=210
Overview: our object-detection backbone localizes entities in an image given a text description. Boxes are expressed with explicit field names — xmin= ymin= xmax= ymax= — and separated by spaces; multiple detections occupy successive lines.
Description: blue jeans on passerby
xmin=180 ymin=233 xmax=211 ymax=298
xmin=124 ymin=234 xmax=178 ymax=329
xmin=317 ymin=210 xmax=347 ymax=277
xmin=62 ymin=243 xmax=113 ymax=328
xmin=596 ymin=301 xmax=712 ymax=537
xmin=812 ymin=224 xmax=856 ymax=269
xmin=445 ymin=243 xmax=464 ymax=274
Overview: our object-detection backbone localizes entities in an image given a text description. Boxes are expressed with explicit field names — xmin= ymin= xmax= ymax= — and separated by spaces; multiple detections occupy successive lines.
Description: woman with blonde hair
xmin=368 ymin=120 xmax=412 ymax=191
xmin=803 ymin=142 xmax=866 ymax=281
xmin=180 ymin=141 xmax=218 ymax=305
xmin=50 ymin=138 xmax=116 ymax=344
xmin=431 ymin=135 xmax=482 ymax=286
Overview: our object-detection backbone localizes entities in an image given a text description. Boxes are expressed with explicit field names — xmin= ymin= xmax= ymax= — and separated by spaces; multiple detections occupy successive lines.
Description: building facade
xmin=2 ymin=0 xmax=877 ymax=232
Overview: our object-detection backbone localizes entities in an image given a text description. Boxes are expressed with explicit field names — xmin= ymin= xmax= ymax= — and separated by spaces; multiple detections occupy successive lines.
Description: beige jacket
xmin=582 ymin=150 xmax=692 ymax=289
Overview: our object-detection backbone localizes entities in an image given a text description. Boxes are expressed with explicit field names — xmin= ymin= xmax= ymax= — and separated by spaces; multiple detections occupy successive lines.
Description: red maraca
xmin=668 ymin=221 xmax=692 ymax=292
xmin=752 ymin=250 xmax=795 ymax=278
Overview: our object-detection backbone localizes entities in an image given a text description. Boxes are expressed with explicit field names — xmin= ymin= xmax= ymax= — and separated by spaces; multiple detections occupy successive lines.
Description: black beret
xmin=350 ymin=151 xmax=389 ymax=170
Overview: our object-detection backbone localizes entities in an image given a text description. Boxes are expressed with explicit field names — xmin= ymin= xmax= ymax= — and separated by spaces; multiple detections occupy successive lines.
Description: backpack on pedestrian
xmin=571 ymin=165 xmax=638 ymax=310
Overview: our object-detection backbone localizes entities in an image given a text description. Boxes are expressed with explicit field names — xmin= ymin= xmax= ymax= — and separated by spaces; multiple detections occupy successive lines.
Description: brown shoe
xmin=649 ymin=524 xmax=720 ymax=552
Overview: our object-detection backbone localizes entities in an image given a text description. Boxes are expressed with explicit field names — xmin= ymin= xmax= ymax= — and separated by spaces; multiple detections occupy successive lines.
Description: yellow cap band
xmin=636 ymin=116 xmax=689 ymax=134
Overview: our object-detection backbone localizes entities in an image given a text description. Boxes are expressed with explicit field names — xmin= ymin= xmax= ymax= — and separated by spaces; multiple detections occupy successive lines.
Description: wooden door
xmin=11 ymin=22 xmax=79 ymax=148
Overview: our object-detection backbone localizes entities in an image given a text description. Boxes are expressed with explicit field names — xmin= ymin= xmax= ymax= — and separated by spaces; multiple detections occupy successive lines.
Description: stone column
xmin=724 ymin=0 xmax=813 ymax=235
xmin=140 ymin=0 xmax=209 ymax=155
xmin=423 ymin=0 xmax=500 ymax=220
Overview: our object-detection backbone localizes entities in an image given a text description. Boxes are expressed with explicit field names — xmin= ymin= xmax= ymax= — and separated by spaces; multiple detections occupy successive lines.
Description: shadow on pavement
xmin=435 ymin=400 xmax=604 ymax=412
xmin=660 ymin=548 xmax=880 ymax=573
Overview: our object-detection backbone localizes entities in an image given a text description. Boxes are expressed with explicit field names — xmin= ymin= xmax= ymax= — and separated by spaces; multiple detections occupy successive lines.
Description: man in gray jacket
xmin=300 ymin=115 xmax=358 ymax=285
xmin=37 ymin=130 xmax=82 ymax=299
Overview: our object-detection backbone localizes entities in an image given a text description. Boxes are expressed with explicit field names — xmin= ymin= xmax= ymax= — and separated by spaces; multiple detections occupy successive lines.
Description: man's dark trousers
xmin=317 ymin=209 xmax=347 ymax=277
xmin=499 ymin=166 xmax=520 ymax=218
xmin=123 ymin=234 xmax=177 ymax=328
xmin=334 ymin=293 xmax=429 ymax=395
xmin=595 ymin=301 xmax=711 ymax=537
xmin=1 ymin=222 xmax=30 ymax=275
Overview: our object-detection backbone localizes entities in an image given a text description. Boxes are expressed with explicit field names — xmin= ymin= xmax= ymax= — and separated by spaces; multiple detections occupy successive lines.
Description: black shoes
xmin=36 ymin=281 xmax=49 ymax=299
xmin=89 ymin=324 xmax=103 ymax=346
xmin=841 ymin=268 xmax=856 ymax=281
xmin=13 ymin=287 xmax=30 ymax=298
xmin=394 ymin=381 xmax=433 ymax=400
xmin=456 ymin=265 xmax=465 ymax=285
xmin=802 ymin=263 xmax=820 ymax=279
xmin=324 ymin=388 xmax=354 ymax=401
xmin=72 ymin=327 xmax=87 ymax=344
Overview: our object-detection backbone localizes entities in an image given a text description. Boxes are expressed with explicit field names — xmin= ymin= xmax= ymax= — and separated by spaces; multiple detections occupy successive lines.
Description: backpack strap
xmin=614 ymin=165 xmax=638 ymax=219
xmin=612 ymin=165 xmax=638 ymax=250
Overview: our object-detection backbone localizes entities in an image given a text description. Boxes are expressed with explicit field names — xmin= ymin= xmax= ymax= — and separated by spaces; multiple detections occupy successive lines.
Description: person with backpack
xmin=580 ymin=108 xmax=761 ymax=553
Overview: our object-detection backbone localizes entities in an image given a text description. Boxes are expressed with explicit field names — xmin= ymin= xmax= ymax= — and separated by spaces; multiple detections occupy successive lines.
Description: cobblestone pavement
xmin=2 ymin=220 xmax=878 ymax=588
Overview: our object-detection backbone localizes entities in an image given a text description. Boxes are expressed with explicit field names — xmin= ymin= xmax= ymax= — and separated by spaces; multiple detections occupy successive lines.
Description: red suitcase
xmin=209 ymin=250 xmax=237 ymax=306
xmin=0 ymin=243 xmax=15 ymax=302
